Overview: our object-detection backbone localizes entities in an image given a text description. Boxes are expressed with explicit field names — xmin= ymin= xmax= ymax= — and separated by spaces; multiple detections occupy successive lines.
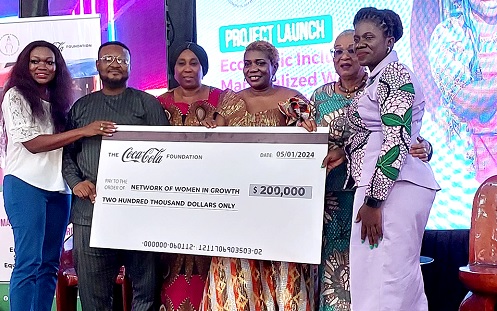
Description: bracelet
xmin=364 ymin=196 xmax=383 ymax=208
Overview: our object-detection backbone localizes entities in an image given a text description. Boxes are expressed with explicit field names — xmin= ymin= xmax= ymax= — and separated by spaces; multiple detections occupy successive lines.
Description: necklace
xmin=337 ymin=73 xmax=368 ymax=99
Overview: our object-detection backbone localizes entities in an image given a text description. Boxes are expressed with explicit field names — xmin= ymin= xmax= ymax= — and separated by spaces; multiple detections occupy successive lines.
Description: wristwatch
xmin=427 ymin=141 xmax=434 ymax=161
xmin=364 ymin=196 xmax=383 ymax=208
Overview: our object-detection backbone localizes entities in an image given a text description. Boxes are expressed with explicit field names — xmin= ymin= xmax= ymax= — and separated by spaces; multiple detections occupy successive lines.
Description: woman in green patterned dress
xmin=312 ymin=29 xmax=433 ymax=311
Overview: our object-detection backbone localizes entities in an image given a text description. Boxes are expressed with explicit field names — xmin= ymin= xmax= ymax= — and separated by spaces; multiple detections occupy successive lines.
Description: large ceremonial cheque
xmin=90 ymin=126 xmax=328 ymax=263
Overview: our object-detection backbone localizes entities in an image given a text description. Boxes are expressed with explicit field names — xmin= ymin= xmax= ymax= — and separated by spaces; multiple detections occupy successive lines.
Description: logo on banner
xmin=52 ymin=41 xmax=93 ymax=52
xmin=227 ymin=0 xmax=253 ymax=7
xmin=53 ymin=42 xmax=66 ymax=52
xmin=0 ymin=34 xmax=20 ymax=56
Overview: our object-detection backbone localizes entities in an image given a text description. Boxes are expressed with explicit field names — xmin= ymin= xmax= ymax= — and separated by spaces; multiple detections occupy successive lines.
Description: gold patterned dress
xmin=200 ymin=91 xmax=315 ymax=311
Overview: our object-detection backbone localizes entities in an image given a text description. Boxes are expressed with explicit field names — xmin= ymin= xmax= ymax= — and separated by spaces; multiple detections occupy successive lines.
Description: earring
xmin=386 ymin=46 xmax=391 ymax=54
xmin=271 ymin=74 xmax=276 ymax=82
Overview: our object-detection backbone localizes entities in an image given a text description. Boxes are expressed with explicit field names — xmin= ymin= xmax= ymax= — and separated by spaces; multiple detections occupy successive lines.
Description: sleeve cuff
xmin=64 ymin=176 xmax=83 ymax=190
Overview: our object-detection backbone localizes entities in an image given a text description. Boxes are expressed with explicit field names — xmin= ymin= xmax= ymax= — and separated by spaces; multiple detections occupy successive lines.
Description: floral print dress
xmin=310 ymin=83 xmax=357 ymax=311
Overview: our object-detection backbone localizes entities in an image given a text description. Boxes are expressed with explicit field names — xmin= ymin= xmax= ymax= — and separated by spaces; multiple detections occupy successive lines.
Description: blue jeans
xmin=3 ymin=175 xmax=70 ymax=311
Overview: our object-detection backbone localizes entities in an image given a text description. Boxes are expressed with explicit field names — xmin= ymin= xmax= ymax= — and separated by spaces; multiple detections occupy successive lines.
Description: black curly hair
xmin=353 ymin=7 xmax=404 ymax=42
xmin=3 ymin=40 xmax=73 ymax=133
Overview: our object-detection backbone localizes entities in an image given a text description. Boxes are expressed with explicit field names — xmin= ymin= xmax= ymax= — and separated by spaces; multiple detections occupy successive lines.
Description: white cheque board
xmin=90 ymin=126 xmax=328 ymax=264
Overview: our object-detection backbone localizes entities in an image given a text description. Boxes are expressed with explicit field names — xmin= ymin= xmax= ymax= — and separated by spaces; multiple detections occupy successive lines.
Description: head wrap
xmin=169 ymin=42 xmax=209 ymax=76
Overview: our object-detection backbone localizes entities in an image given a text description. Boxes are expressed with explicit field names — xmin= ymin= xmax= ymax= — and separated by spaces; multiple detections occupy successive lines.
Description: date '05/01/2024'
xmin=260 ymin=151 xmax=315 ymax=158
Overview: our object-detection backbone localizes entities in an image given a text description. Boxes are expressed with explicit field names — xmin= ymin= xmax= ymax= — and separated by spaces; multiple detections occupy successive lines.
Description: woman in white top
xmin=1 ymin=40 xmax=116 ymax=311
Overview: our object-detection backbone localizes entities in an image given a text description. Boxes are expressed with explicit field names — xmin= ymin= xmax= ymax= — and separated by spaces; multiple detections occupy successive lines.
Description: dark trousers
xmin=3 ymin=175 xmax=70 ymax=311
xmin=73 ymin=224 xmax=161 ymax=311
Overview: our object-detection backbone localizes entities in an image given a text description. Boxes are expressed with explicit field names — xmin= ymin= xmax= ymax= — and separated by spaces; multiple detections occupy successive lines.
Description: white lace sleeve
xmin=3 ymin=88 xmax=41 ymax=143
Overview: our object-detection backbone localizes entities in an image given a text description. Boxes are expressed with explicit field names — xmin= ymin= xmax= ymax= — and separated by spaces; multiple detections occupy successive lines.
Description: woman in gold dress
xmin=201 ymin=40 xmax=316 ymax=311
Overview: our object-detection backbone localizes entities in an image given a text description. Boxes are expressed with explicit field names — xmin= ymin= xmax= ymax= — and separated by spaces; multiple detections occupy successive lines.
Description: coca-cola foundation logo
xmin=121 ymin=147 xmax=165 ymax=163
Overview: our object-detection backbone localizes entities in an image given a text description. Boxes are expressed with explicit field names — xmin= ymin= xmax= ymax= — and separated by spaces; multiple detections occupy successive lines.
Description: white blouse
xmin=2 ymin=87 xmax=69 ymax=193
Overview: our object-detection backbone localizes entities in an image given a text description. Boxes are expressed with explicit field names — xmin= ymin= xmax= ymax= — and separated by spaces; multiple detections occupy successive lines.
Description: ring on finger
xmin=100 ymin=126 xmax=104 ymax=131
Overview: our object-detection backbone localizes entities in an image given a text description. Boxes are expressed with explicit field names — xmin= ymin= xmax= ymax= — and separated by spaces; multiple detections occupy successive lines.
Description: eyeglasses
xmin=331 ymin=48 xmax=356 ymax=59
xmin=99 ymin=55 xmax=130 ymax=66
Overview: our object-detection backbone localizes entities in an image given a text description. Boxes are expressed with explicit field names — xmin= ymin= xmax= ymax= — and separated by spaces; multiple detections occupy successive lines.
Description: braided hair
xmin=353 ymin=7 xmax=404 ymax=42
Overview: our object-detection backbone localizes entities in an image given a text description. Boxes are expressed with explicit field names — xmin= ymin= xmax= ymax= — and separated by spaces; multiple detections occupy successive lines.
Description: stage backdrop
xmin=0 ymin=14 xmax=100 ymax=282
xmin=196 ymin=0 xmax=497 ymax=230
